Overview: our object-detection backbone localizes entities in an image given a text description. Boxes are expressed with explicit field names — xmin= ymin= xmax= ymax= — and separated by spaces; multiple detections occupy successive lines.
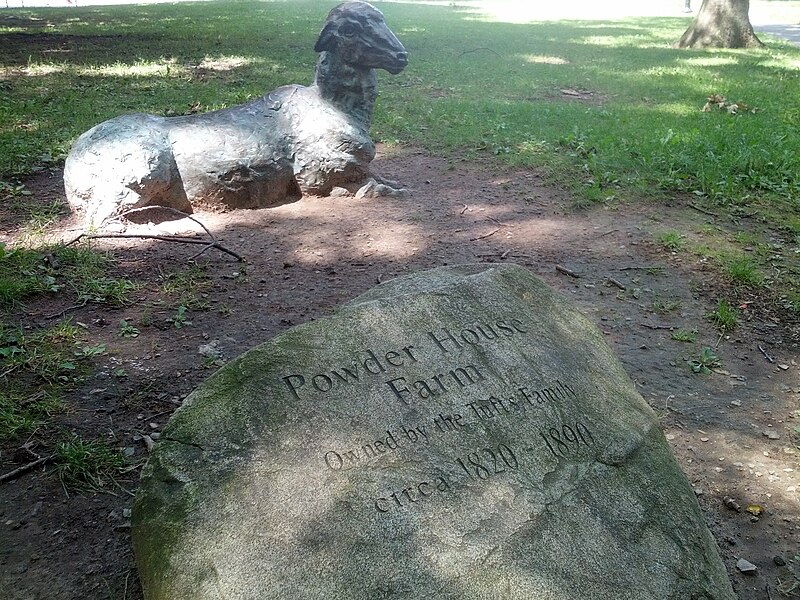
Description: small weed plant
xmin=0 ymin=180 xmax=32 ymax=199
xmin=723 ymin=256 xmax=764 ymax=287
xmin=689 ymin=347 xmax=722 ymax=374
xmin=652 ymin=297 xmax=681 ymax=314
xmin=54 ymin=435 xmax=129 ymax=493
xmin=119 ymin=319 xmax=140 ymax=338
xmin=657 ymin=231 xmax=684 ymax=252
xmin=709 ymin=300 xmax=739 ymax=333
xmin=168 ymin=305 xmax=192 ymax=329
xmin=671 ymin=329 xmax=697 ymax=343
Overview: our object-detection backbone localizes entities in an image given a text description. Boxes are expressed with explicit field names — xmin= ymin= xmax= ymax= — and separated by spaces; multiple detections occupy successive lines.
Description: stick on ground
xmin=0 ymin=455 xmax=54 ymax=484
xmin=556 ymin=265 xmax=580 ymax=278
xmin=66 ymin=207 xmax=246 ymax=261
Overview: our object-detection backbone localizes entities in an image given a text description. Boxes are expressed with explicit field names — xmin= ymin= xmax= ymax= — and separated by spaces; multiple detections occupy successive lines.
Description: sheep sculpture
xmin=63 ymin=1 xmax=408 ymax=227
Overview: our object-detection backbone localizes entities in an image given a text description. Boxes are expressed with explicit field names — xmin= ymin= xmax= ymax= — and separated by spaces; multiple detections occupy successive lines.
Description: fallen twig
xmin=470 ymin=228 xmax=499 ymax=241
xmin=46 ymin=301 xmax=88 ymax=320
xmin=67 ymin=232 xmax=244 ymax=261
xmin=142 ymin=407 xmax=179 ymax=422
xmin=640 ymin=323 xmax=675 ymax=330
xmin=0 ymin=455 xmax=54 ymax=484
xmin=0 ymin=364 xmax=20 ymax=379
xmin=758 ymin=344 xmax=776 ymax=364
xmin=555 ymin=265 xmax=580 ymax=278
xmin=460 ymin=204 xmax=469 ymax=215
xmin=620 ymin=265 xmax=661 ymax=271
xmin=487 ymin=217 xmax=512 ymax=228
xmin=188 ymin=243 xmax=219 ymax=262
xmin=607 ymin=277 xmax=627 ymax=290
xmin=123 ymin=570 xmax=132 ymax=600
xmin=458 ymin=47 xmax=501 ymax=58
xmin=66 ymin=206 xmax=245 ymax=261
xmin=478 ymin=252 xmax=533 ymax=260
xmin=689 ymin=202 xmax=718 ymax=217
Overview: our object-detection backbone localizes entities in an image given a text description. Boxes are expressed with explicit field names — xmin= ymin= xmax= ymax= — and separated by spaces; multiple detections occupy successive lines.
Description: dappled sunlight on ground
xmin=6 ymin=0 xmax=800 ymax=29
xmin=10 ymin=55 xmax=263 ymax=78
xmin=520 ymin=54 xmax=570 ymax=65
xmin=197 ymin=55 xmax=254 ymax=72
xmin=438 ymin=0 xmax=688 ymax=24
xmin=680 ymin=56 xmax=746 ymax=68
xmin=663 ymin=418 xmax=800 ymax=513
xmin=3 ymin=145 xmax=800 ymax=599
xmin=2 ymin=0 xmax=800 ymax=595
xmin=427 ymin=0 xmax=800 ymax=28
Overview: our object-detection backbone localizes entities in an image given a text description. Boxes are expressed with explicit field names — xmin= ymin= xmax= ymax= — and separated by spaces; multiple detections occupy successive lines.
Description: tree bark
xmin=676 ymin=0 xmax=764 ymax=48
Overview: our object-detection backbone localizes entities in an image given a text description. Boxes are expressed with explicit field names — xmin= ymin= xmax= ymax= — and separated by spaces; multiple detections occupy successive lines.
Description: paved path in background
xmin=755 ymin=24 xmax=800 ymax=46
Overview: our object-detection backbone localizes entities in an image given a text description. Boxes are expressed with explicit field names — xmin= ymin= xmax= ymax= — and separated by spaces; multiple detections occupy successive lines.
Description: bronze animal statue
xmin=64 ymin=1 xmax=408 ymax=227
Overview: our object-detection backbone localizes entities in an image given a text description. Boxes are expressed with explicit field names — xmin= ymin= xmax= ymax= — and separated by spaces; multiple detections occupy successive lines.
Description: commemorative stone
xmin=132 ymin=264 xmax=735 ymax=599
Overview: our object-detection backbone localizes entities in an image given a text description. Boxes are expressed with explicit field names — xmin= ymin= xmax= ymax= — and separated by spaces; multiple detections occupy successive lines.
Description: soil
xmin=1 ymin=147 xmax=798 ymax=599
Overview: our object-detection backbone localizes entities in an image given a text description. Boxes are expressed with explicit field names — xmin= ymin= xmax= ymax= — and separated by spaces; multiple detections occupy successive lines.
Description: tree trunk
xmin=676 ymin=0 xmax=763 ymax=48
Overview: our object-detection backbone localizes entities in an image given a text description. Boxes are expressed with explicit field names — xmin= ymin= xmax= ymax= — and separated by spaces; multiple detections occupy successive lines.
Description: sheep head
xmin=314 ymin=1 xmax=408 ymax=74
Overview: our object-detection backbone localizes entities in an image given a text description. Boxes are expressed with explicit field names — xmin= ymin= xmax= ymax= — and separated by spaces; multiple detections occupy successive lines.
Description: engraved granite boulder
xmin=132 ymin=263 xmax=734 ymax=599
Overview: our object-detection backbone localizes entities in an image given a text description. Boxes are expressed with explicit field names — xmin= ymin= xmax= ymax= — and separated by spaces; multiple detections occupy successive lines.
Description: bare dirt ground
xmin=1 ymin=147 xmax=799 ymax=599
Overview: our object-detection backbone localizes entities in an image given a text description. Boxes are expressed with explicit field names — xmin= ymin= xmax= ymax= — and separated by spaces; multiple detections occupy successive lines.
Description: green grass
xmin=657 ymin=230 xmax=685 ymax=251
xmin=0 ymin=388 xmax=63 ymax=440
xmin=54 ymin=434 xmax=129 ymax=492
xmin=671 ymin=328 xmax=697 ymax=343
xmin=2 ymin=1 xmax=799 ymax=213
xmin=74 ymin=275 xmax=137 ymax=306
xmin=0 ymin=319 xmax=83 ymax=440
xmin=652 ymin=297 xmax=681 ymax=314
xmin=723 ymin=255 xmax=764 ymax=286
xmin=0 ymin=242 xmax=134 ymax=308
xmin=159 ymin=264 xmax=212 ymax=310
xmin=0 ymin=242 xmax=128 ymax=442
xmin=0 ymin=243 xmax=60 ymax=306
xmin=709 ymin=299 xmax=739 ymax=332
xmin=1 ymin=320 xmax=83 ymax=381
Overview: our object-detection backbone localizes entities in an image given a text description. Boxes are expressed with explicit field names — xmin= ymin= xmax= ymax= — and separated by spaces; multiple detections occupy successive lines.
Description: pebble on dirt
xmin=736 ymin=558 xmax=758 ymax=574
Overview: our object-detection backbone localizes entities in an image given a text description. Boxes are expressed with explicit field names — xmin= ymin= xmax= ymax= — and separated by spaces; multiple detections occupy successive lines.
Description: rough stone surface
xmin=63 ymin=1 xmax=408 ymax=227
xmin=736 ymin=558 xmax=758 ymax=574
xmin=132 ymin=263 xmax=735 ymax=600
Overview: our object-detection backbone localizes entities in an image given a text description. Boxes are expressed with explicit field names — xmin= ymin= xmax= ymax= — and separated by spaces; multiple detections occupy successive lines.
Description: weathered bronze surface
xmin=64 ymin=1 xmax=408 ymax=226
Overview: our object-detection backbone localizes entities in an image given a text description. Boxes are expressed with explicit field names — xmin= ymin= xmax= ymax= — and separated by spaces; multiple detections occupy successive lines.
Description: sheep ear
xmin=314 ymin=22 xmax=337 ymax=52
